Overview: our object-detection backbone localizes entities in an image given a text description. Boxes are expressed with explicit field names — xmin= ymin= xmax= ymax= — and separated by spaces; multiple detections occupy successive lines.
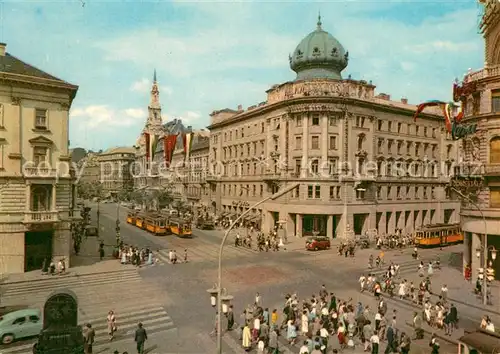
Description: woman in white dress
xmin=301 ymin=310 xmax=309 ymax=335
xmin=398 ymin=280 xmax=406 ymax=299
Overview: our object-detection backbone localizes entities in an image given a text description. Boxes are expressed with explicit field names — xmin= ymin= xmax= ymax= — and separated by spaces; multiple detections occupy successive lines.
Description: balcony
xmin=24 ymin=211 xmax=59 ymax=223
xmin=484 ymin=164 xmax=500 ymax=176
xmin=262 ymin=172 xmax=280 ymax=182
xmin=23 ymin=167 xmax=57 ymax=178
xmin=464 ymin=64 xmax=500 ymax=82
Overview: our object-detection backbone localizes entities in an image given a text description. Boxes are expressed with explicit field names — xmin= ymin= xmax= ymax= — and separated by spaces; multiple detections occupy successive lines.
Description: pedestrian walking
xmin=83 ymin=323 xmax=95 ymax=354
xmin=134 ymin=322 xmax=147 ymax=354
xmin=107 ymin=310 xmax=116 ymax=341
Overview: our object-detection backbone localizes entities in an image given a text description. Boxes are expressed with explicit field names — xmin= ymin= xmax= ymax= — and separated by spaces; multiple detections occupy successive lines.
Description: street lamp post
xmin=451 ymin=187 xmax=491 ymax=305
xmin=115 ymin=203 xmax=121 ymax=246
xmin=215 ymin=182 xmax=300 ymax=353
xmin=96 ymin=200 xmax=100 ymax=238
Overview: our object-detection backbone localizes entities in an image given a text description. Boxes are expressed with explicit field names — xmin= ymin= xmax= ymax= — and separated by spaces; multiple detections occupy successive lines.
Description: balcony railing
xmin=23 ymin=167 xmax=57 ymax=178
xmin=484 ymin=164 xmax=500 ymax=176
xmin=24 ymin=211 xmax=59 ymax=223
xmin=464 ymin=64 xmax=500 ymax=82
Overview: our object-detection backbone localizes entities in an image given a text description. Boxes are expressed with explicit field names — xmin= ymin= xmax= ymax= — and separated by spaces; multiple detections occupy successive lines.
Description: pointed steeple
xmin=150 ymin=70 xmax=160 ymax=109
xmin=153 ymin=68 xmax=157 ymax=83
xmin=147 ymin=70 xmax=162 ymax=126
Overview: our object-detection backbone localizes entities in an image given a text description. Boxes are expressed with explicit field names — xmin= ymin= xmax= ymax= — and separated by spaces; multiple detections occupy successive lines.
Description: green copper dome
xmin=289 ymin=15 xmax=348 ymax=81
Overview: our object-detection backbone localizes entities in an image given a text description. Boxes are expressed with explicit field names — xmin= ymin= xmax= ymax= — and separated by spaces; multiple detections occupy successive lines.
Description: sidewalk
xmin=1 ymin=259 xmax=136 ymax=285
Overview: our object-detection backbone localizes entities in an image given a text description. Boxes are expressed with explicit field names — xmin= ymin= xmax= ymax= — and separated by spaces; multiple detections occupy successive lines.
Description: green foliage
xmin=117 ymin=189 xmax=131 ymax=201
xmin=158 ymin=190 xmax=173 ymax=207
xmin=77 ymin=181 xmax=103 ymax=200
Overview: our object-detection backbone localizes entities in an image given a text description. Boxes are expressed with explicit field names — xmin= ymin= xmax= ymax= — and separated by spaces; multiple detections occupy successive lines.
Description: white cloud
xmin=405 ymin=41 xmax=478 ymax=54
xmin=164 ymin=110 xmax=202 ymax=126
xmin=130 ymin=78 xmax=150 ymax=92
xmin=70 ymin=105 xmax=145 ymax=129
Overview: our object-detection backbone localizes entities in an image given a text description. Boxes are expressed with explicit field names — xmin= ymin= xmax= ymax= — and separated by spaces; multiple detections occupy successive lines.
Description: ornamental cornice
xmin=287 ymin=103 xmax=339 ymax=113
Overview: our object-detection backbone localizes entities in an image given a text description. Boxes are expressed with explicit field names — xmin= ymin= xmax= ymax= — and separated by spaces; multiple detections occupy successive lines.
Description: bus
xmin=415 ymin=223 xmax=463 ymax=248
xmin=169 ymin=218 xmax=192 ymax=238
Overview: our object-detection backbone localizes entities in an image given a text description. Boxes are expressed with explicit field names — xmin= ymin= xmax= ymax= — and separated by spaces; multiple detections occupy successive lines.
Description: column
xmin=301 ymin=114 xmax=309 ymax=178
xmin=296 ymin=214 xmax=303 ymax=238
xmin=406 ymin=210 xmax=414 ymax=233
xmin=279 ymin=117 xmax=287 ymax=175
xmin=51 ymin=184 xmax=56 ymax=211
xmin=379 ymin=212 xmax=387 ymax=236
xmin=471 ymin=233 xmax=482 ymax=284
xmin=327 ymin=215 xmax=333 ymax=239
xmin=321 ymin=114 xmax=328 ymax=174
xmin=25 ymin=184 xmax=30 ymax=211
xmin=286 ymin=213 xmax=294 ymax=238
xmin=266 ymin=121 xmax=272 ymax=170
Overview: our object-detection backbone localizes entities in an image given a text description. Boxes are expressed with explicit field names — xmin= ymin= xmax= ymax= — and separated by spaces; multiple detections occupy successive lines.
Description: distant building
xmin=76 ymin=151 xmax=100 ymax=184
xmin=97 ymin=146 xmax=135 ymax=197
xmin=0 ymin=43 xmax=78 ymax=274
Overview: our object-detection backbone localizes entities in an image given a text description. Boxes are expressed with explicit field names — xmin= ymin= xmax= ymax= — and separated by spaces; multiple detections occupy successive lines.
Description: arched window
xmin=31 ymin=186 xmax=50 ymax=211
xmin=490 ymin=136 xmax=500 ymax=164
xmin=310 ymin=159 xmax=319 ymax=174
xmin=357 ymin=134 xmax=365 ymax=150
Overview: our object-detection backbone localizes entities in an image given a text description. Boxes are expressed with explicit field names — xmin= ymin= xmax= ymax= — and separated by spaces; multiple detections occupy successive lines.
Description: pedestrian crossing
xmin=0 ymin=269 xmax=176 ymax=354
xmin=149 ymin=242 xmax=268 ymax=266
xmin=364 ymin=256 xmax=441 ymax=279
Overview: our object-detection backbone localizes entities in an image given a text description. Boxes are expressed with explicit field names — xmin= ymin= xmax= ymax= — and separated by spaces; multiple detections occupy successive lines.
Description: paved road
xmin=0 ymin=268 xmax=176 ymax=354
xmin=6 ymin=202 xmax=488 ymax=353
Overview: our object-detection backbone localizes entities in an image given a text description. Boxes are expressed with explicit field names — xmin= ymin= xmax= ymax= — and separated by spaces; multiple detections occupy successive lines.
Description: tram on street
xmin=144 ymin=214 xmax=168 ymax=236
xmin=169 ymin=217 xmax=192 ymax=238
xmin=135 ymin=213 xmax=147 ymax=229
xmin=414 ymin=223 xmax=463 ymax=248
xmin=126 ymin=210 xmax=137 ymax=225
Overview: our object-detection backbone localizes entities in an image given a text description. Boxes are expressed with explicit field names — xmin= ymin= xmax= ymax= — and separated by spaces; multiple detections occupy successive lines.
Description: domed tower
xmin=289 ymin=14 xmax=348 ymax=81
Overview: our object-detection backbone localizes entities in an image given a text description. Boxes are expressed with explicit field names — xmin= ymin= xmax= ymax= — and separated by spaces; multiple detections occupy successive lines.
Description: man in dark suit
xmin=83 ymin=323 xmax=95 ymax=354
xmin=134 ymin=322 xmax=148 ymax=354
xmin=449 ymin=304 xmax=458 ymax=330
xmin=384 ymin=324 xmax=395 ymax=353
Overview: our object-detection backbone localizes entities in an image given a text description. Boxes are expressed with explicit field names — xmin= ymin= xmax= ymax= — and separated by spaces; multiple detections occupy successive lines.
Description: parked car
xmin=305 ymin=236 xmax=331 ymax=251
xmin=0 ymin=308 xmax=42 ymax=344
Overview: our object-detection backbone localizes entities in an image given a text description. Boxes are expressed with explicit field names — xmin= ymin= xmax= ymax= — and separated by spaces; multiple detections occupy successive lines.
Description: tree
xmin=76 ymin=181 xmax=104 ymax=200
xmin=117 ymin=189 xmax=131 ymax=201
xmin=130 ymin=190 xmax=145 ymax=205
xmin=158 ymin=190 xmax=173 ymax=208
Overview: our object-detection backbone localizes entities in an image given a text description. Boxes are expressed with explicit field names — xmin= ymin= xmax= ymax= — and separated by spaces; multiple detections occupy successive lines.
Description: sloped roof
xmin=1 ymin=53 xmax=71 ymax=84
xmin=101 ymin=146 xmax=136 ymax=155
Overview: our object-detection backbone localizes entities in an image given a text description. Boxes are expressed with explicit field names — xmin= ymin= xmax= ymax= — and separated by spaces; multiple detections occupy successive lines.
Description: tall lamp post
xmin=115 ymin=203 xmax=121 ymax=246
xmin=451 ymin=187 xmax=492 ymax=305
xmin=214 ymin=182 xmax=300 ymax=353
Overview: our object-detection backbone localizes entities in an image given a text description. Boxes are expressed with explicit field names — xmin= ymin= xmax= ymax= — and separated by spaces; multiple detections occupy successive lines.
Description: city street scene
xmin=0 ymin=1 xmax=499 ymax=354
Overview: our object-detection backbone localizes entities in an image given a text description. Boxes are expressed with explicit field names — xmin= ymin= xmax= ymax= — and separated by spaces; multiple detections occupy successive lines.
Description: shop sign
xmin=451 ymin=121 xmax=477 ymax=140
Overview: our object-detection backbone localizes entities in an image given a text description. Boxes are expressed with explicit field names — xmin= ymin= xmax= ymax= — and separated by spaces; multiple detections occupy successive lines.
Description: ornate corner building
xmin=0 ymin=43 xmax=79 ymax=274
xmin=460 ymin=0 xmax=500 ymax=279
xmin=207 ymin=17 xmax=461 ymax=238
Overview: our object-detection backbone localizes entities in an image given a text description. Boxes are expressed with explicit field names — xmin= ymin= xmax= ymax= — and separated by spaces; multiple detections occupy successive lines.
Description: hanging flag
xmin=163 ymin=134 xmax=178 ymax=166
xmin=144 ymin=132 xmax=151 ymax=161
xmin=149 ymin=134 xmax=159 ymax=161
xmin=413 ymin=100 xmax=452 ymax=133
xmin=182 ymin=132 xmax=193 ymax=167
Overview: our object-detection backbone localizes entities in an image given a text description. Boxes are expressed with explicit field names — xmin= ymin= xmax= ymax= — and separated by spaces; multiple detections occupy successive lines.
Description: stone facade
xmin=461 ymin=0 xmax=500 ymax=280
xmin=0 ymin=43 xmax=78 ymax=274
xmin=206 ymin=21 xmax=460 ymax=238
xmin=97 ymin=147 xmax=135 ymax=197
xmin=77 ymin=152 xmax=100 ymax=184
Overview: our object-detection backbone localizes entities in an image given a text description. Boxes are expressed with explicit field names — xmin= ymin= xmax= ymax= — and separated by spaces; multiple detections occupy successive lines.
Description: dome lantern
xmin=290 ymin=16 xmax=348 ymax=81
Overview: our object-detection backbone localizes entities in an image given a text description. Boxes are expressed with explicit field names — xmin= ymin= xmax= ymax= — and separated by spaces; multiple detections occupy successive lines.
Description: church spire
xmin=153 ymin=68 xmax=157 ymax=83
xmin=317 ymin=11 xmax=322 ymax=30
xmin=150 ymin=70 xmax=160 ymax=109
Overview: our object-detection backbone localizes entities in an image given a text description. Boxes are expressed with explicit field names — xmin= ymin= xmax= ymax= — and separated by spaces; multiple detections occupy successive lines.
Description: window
xmin=295 ymin=136 xmax=302 ymax=150
xmin=308 ymin=185 xmax=314 ymax=198
xmin=356 ymin=188 xmax=365 ymax=199
xmin=378 ymin=120 xmax=383 ymax=131
xmin=12 ymin=317 xmax=26 ymax=325
xmin=424 ymin=127 xmax=428 ymax=137
xmin=387 ymin=187 xmax=392 ymax=199
xmin=416 ymin=126 xmax=420 ymax=136
xmin=492 ymin=90 xmax=500 ymax=113
xmin=432 ymin=145 xmax=437 ymax=158
xmin=432 ymin=128 xmax=436 ymax=138
xmin=423 ymin=187 xmax=428 ymax=199
xmin=312 ymin=115 xmax=320 ymax=125
xmin=388 ymin=121 xmax=392 ymax=132
xmin=329 ymin=158 xmax=337 ymax=175
xmin=397 ymin=123 xmax=402 ymax=133
xmin=261 ymin=122 xmax=265 ymax=133
xmin=357 ymin=135 xmax=364 ymax=150
xmin=311 ymin=136 xmax=319 ymax=149
xmin=446 ymin=144 xmax=453 ymax=159
xmin=295 ymin=159 xmax=301 ymax=175
xmin=377 ymin=139 xmax=384 ymax=154
xmin=260 ymin=185 xmax=263 ymax=196
xmin=329 ymin=136 xmax=337 ymax=150
xmin=415 ymin=143 xmax=420 ymax=156
xmin=315 ymin=185 xmax=321 ymax=199
xmin=490 ymin=188 xmax=500 ymax=208
xmin=241 ymin=128 xmax=245 ymax=138
xmin=329 ymin=116 xmax=337 ymax=126
xmin=490 ymin=137 xmax=500 ymax=163
xmin=35 ymin=109 xmax=47 ymax=129
xmin=397 ymin=141 xmax=403 ymax=154
xmin=33 ymin=147 xmax=47 ymax=166
xmin=387 ymin=140 xmax=393 ymax=154
xmin=29 ymin=315 xmax=40 ymax=323
xmin=296 ymin=117 xmax=302 ymax=127
xmin=311 ymin=160 xmax=319 ymax=174
xmin=396 ymin=186 xmax=401 ymax=199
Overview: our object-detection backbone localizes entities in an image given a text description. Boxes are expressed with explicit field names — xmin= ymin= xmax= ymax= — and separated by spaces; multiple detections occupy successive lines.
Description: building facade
xmin=0 ymin=43 xmax=78 ymax=274
xmin=207 ymin=18 xmax=460 ymax=238
xmin=98 ymin=146 xmax=135 ymax=197
xmin=77 ymin=151 xmax=100 ymax=184
xmin=460 ymin=0 xmax=500 ymax=279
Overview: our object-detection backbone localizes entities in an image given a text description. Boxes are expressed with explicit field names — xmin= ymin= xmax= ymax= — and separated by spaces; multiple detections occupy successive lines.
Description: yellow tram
xmin=169 ymin=217 xmax=192 ymax=238
xmin=145 ymin=215 xmax=168 ymax=236
xmin=415 ymin=223 xmax=463 ymax=248
xmin=126 ymin=211 xmax=137 ymax=225
xmin=135 ymin=213 xmax=146 ymax=229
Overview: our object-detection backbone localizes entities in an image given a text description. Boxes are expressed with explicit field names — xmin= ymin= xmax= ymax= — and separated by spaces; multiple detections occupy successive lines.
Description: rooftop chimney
xmin=401 ymin=98 xmax=408 ymax=104
xmin=0 ymin=43 xmax=6 ymax=57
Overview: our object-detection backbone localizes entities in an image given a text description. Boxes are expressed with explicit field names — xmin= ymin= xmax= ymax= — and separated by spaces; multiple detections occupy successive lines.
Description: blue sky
xmin=4 ymin=0 xmax=484 ymax=150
